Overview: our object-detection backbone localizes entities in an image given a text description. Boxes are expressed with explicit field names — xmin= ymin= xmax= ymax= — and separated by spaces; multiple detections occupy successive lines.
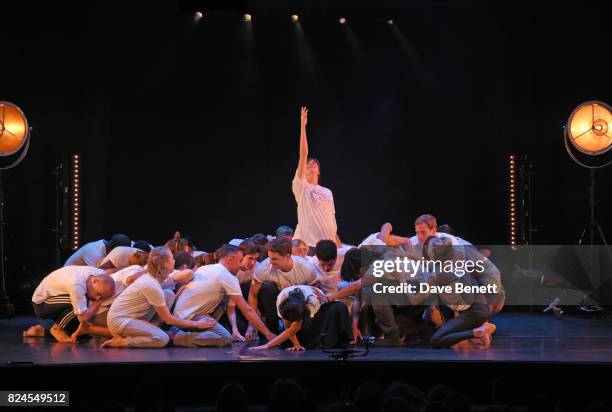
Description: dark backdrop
xmin=1 ymin=0 xmax=611 ymax=289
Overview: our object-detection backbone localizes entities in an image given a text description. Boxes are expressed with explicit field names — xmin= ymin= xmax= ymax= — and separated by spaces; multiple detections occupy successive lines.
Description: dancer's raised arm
xmin=296 ymin=106 xmax=309 ymax=180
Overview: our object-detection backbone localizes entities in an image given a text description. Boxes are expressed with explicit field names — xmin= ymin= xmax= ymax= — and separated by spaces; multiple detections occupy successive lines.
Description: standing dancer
xmin=293 ymin=106 xmax=340 ymax=255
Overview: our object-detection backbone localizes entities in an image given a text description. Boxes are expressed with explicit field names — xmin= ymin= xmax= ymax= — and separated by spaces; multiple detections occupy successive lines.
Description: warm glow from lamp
xmin=567 ymin=101 xmax=612 ymax=155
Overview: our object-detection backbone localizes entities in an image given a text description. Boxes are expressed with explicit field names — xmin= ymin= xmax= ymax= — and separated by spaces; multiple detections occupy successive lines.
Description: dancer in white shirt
xmin=102 ymin=246 xmax=214 ymax=348
xmin=292 ymin=106 xmax=340 ymax=254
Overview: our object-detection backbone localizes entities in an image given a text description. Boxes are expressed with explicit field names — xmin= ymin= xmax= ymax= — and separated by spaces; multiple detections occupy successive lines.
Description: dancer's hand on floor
xmin=70 ymin=322 xmax=90 ymax=343
xmin=245 ymin=325 xmax=259 ymax=341
xmin=286 ymin=344 xmax=305 ymax=352
xmin=248 ymin=344 xmax=270 ymax=351
xmin=232 ymin=329 xmax=247 ymax=342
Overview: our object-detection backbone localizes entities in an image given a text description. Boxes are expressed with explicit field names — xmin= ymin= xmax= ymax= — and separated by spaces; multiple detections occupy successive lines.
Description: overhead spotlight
xmin=387 ymin=19 xmax=394 ymax=25
xmin=339 ymin=17 xmax=347 ymax=25
xmin=194 ymin=11 xmax=203 ymax=22
xmin=243 ymin=13 xmax=252 ymax=22
xmin=291 ymin=14 xmax=299 ymax=22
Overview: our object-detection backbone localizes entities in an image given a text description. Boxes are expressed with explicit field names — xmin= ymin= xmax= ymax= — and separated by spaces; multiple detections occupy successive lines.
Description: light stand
xmin=0 ymin=102 xmax=31 ymax=317
xmin=563 ymin=100 xmax=612 ymax=313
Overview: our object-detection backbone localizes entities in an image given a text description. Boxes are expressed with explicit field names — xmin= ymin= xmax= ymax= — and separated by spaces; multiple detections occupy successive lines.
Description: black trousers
xmin=296 ymin=301 xmax=353 ymax=349
xmin=258 ymin=282 xmax=282 ymax=335
xmin=32 ymin=294 xmax=80 ymax=335
xmin=429 ymin=302 xmax=490 ymax=348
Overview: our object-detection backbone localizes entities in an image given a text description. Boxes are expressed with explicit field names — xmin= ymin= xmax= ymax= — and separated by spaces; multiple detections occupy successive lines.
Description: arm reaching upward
xmin=296 ymin=106 xmax=309 ymax=180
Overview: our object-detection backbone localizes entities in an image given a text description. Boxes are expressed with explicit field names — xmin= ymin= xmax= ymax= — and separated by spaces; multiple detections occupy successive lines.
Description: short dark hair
xmin=239 ymin=239 xmax=259 ymax=256
xmin=132 ymin=240 xmax=152 ymax=253
xmin=437 ymin=224 xmax=455 ymax=236
xmin=315 ymin=240 xmax=337 ymax=262
xmin=109 ymin=234 xmax=131 ymax=250
xmin=268 ymin=237 xmax=292 ymax=257
xmin=217 ymin=244 xmax=243 ymax=259
xmin=251 ymin=233 xmax=268 ymax=246
xmin=341 ymin=247 xmax=362 ymax=281
xmin=275 ymin=225 xmax=294 ymax=237
xmin=174 ymin=251 xmax=195 ymax=269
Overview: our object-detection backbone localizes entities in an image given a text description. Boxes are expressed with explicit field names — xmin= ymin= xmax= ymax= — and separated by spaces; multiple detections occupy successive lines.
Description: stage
xmin=2 ymin=312 xmax=612 ymax=365
xmin=2 ymin=312 xmax=612 ymax=409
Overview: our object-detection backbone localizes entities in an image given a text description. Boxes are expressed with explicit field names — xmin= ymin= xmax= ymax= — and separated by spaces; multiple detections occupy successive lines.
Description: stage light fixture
xmin=387 ymin=19 xmax=394 ymax=25
xmin=565 ymin=101 xmax=612 ymax=158
xmin=193 ymin=11 xmax=203 ymax=22
xmin=243 ymin=13 xmax=252 ymax=22
xmin=339 ymin=17 xmax=347 ymax=25
xmin=563 ymin=101 xmax=612 ymax=247
xmin=291 ymin=14 xmax=299 ymax=22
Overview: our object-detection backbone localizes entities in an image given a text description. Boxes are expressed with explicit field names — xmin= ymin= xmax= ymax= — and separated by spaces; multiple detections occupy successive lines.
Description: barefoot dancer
xmin=25 ymin=266 xmax=115 ymax=343
xmin=102 ymin=246 xmax=213 ymax=348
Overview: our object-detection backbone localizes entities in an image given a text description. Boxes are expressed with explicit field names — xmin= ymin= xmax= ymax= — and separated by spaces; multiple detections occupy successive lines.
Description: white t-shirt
xmin=408 ymin=232 xmax=460 ymax=246
xmin=358 ymin=233 xmax=387 ymax=247
xmin=64 ymin=240 xmax=107 ymax=267
xmin=99 ymin=246 xmax=141 ymax=269
xmin=97 ymin=265 xmax=146 ymax=314
xmin=173 ymin=263 xmax=242 ymax=320
xmin=107 ymin=273 xmax=166 ymax=334
xmin=292 ymin=172 xmax=338 ymax=247
xmin=254 ymin=255 xmax=319 ymax=290
xmin=32 ymin=266 xmax=105 ymax=315
xmin=276 ymin=285 xmax=322 ymax=319
xmin=308 ymin=244 xmax=351 ymax=294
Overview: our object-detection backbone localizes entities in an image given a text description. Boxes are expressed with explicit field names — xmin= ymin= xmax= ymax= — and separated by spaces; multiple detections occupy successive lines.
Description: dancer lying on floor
xmin=249 ymin=285 xmax=352 ymax=351
xmin=101 ymin=246 xmax=212 ymax=348
xmin=24 ymin=266 xmax=116 ymax=343
xmin=170 ymin=244 xmax=275 ymax=347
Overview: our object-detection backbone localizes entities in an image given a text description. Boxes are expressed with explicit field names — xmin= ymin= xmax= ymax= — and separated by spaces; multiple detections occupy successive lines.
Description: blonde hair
xmin=147 ymin=246 xmax=172 ymax=282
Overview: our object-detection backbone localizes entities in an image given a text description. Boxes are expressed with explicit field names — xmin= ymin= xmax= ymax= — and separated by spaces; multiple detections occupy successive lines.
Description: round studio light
xmin=291 ymin=14 xmax=299 ymax=22
xmin=339 ymin=17 xmax=347 ymax=25
xmin=0 ymin=102 xmax=29 ymax=156
xmin=243 ymin=13 xmax=252 ymax=22
xmin=566 ymin=101 xmax=612 ymax=156
xmin=194 ymin=11 xmax=203 ymax=22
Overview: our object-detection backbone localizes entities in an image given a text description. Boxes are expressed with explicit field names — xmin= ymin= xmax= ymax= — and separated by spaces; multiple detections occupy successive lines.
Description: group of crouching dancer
xmin=24 ymin=219 xmax=504 ymax=351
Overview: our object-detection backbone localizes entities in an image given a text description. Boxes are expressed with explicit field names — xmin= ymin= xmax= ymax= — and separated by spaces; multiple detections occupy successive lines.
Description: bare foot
xmin=483 ymin=322 xmax=497 ymax=335
xmin=50 ymin=324 xmax=74 ymax=344
xmin=100 ymin=336 xmax=130 ymax=348
xmin=23 ymin=324 xmax=45 ymax=337
xmin=473 ymin=325 xmax=491 ymax=349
